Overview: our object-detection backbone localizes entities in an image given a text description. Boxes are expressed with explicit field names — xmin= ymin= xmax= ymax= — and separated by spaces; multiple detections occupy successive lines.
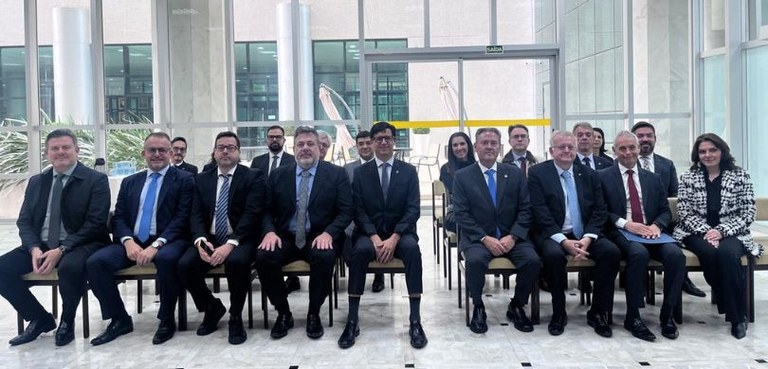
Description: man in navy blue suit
xmin=87 ymin=132 xmax=194 ymax=346
xmin=452 ymin=128 xmax=540 ymax=334
xmin=0 ymin=129 xmax=111 ymax=347
xmin=573 ymin=122 xmax=613 ymax=170
xmin=338 ymin=121 xmax=427 ymax=349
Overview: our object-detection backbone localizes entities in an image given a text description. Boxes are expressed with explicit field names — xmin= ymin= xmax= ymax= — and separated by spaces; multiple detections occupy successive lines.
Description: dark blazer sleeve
xmin=643 ymin=170 xmax=672 ymax=230
xmin=17 ymin=173 xmax=45 ymax=250
xmin=580 ymin=168 xmax=608 ymax=236
xmin=321 ymin=165 xmax=354 ymax=239
xmin=451 ymin=167 xmax=486 ymax=243
xmin=527 ymin=164 xmax=564 ymax=239
xmin=156 ymin=170 xmax=194 ymax=242
xmin=231 ymin=167 xmax=266 ymax=242
xmin=190 ymin=171 xmax=214 ymax=240
xmin=352 ymin=165 xmax=378 ymax=236
xmin=393 ymin=162 xmax=420 ymax=236
xmin=111 ymin=173 xmax=141 ymax=240
xmin=508 ymin=170 xmax=532 ymax=240
xmin=61 ymin=166 xmax=111 ymax=249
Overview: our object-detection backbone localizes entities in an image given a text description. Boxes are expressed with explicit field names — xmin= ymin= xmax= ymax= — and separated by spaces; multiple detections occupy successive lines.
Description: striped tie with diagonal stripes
xmin=214 ymin=174 xmax=231 ymax=245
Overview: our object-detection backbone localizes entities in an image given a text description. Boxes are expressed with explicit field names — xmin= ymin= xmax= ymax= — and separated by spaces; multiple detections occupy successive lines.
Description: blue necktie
xmin=485 ymin=169 xmax=500 ymax=238
xmin=562 ymin=170 xmax=584 ymax=238
xmin=215 ymin=174 xmax=231 ymax=245
xmin=137 ymin=172 xmax=160 ymax=242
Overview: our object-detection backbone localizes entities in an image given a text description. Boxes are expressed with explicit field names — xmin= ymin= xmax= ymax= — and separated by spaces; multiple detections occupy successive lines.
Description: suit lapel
xmin=573 ymin=164 xmax=588 ymax=213
xmin=157 ymin=167 xmax=175 ymax=209
xmin=471 ymin=164 xmax=495 ymax=209
xmin=638 ymin=169 xmax=653 ymax=215
xmin=495 ymin=165 xmax=508 ymax=209
xmin=612 ymin=166 xmax=627 ymax=215
xmin=308 ymin=163 xmax=322 ymax=207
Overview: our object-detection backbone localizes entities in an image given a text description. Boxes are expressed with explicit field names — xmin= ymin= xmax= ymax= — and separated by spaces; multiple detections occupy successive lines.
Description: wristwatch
xmin=58 ymin=245 xmax=68 ymax=254
xmin=150 ymin=241 xmax=163 ymax=249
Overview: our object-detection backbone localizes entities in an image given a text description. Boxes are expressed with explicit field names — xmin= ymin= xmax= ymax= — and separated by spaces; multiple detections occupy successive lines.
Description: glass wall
xmin=746 ymin=46 xmax=768 ymax=196
xmin=702 ymin=55 xmax=726 ymax=138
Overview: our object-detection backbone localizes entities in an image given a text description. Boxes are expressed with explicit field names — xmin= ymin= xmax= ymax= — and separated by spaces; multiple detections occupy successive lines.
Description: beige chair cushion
xmin=115 ymin=264 xmax=157 ymax=276
xmin=22 ymin=271 xmax=59 ymax=281
xmin=368 ymin=258 xmax=405 ymax=269
xmin=282 ymin=260 xmax=311 ymax=273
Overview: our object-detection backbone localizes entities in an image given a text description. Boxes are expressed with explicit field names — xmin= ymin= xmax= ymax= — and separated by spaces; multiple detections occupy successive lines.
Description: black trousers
xmin=538 ymin=237 xmax=620 ymax=316
xmin=86 ymin=239 xmax=187 ymax=322
xmin=612 ymin=235 xmax=685 ymax=316
xmin=177 ymin=241 xmax=254 ymax=317
xmin=684 ymin=235 xmax=748 ymax=323
xmin=347 ymin=234 xmax=422 ymax=295
xmin=255 ymin=233 xmax=336 ymax=315
xmin=463 ymin=239 xmax=540 ymax=306
xmin=0 ymin=243 xmax=102 ymax=324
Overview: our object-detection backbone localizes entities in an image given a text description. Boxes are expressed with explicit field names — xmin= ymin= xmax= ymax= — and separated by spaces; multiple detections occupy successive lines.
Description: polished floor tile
xmin=1 ymin=217 xmax=767 ymax=368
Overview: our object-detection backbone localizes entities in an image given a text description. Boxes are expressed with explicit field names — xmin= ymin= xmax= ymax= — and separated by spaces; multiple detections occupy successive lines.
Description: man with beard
xmin=171 ymin=136 xmax=198 ymax=175
xmin=256 ymin=126 xmax=352 ymax=340
xmin=250 ymin=125 xmax=295 ymax=177
xmin=631 ymin=121 xmax=705 ymax=298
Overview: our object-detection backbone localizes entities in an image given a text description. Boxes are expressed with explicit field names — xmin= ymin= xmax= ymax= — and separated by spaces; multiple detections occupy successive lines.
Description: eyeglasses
xmin=172 ymin=147 xmax=187 ymax=153
xmin=215 ymin=145 xmax=239 ymax=152
xmin=511 ymin=134 xmax=528 ymax=140
xmin=267 ymin=135 xmax=284 ymax=141
xmin=552 ymin=144 xmax=575 ymax=151
xmin=373 ymin=136 xmax=394 ymax=143
xmin=145 ymin=147 xmax=170 ymax=155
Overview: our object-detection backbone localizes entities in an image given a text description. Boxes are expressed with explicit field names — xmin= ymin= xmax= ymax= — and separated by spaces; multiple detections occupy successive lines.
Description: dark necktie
xmin=137 ymin=172 xmax=161 ymax=242
xmin=270 ymin=155 xmax=279 ymax=175
xmin=562 ymin=170 xmax=584 ymax=238
xmin=583 ymin=156 xmax=591 ymax=169
xmin=295 ymin=170 xmax=310 ymax=249
xmin=47 ymin=173 xmax=65 ymax=245
xmin=214 ymin=174 xmax=231 ymax=245
xmin=518 ymin=157 xmax=527 ymax=178
xmin=380 ymin=163 xmax=390 ymax=201
xmin=626 ymin=169 xmax=644 ymax=223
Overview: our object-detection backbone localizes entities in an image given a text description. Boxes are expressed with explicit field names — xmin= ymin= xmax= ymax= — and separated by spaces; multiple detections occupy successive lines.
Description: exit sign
xmin=485 ymin=45 xmax=503 ymax=54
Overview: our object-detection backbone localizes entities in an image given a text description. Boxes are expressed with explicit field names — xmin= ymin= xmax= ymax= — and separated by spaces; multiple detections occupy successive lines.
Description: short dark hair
xmin=267 ymin=125 xmax=285 ymax=135
xmin=507 ymin=124 xmax=529 ymax=136
xmin=475 ymin=127 xmax=502 ymax=141
xmin=171 ymin=136 xmax=188 ymax=145
xmin=370 ymin=121 xmax=396 ymax=138
xmin=294 ymin=125 xmax=319 ymax=140
xmin=45 ymin=129 xmax=78 ymax=149
xmin=355 ymin=130 xmax=371 ymax=141
xmin=631 ymin=121 xmax=656 ymax=134
xmin=690 ymin=133 xmax=738 ymax=171
xmin=214 ymin=131 xmax=241 ymax=148
xmin=145 ymin=132 xmax=171 ymax=143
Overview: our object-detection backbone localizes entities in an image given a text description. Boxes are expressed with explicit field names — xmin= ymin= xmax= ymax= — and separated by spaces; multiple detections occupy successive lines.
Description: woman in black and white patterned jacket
xmin=673 ymin=133 xmax=763 ymax=340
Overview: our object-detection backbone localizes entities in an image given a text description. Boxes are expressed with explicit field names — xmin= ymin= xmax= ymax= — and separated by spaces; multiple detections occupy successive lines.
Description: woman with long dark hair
xmin=439 ymin=132 xmax=476 ymax=232
xmin=592 ymin=127 xmax=612 ymax=161
xmin=673 ymin=133 xmax=763 ymax=339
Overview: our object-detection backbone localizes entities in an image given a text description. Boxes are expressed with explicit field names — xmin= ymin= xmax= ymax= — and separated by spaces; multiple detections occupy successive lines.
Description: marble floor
xmin=0 ymin=217 xmax=767 ymax=369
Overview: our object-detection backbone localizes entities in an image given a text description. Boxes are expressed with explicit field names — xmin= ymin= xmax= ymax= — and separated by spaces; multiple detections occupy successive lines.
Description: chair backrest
xmin=668 ymin=197 xmax=679 ymax=223
xmin=756 ymin=198 xmax=768 ymax=221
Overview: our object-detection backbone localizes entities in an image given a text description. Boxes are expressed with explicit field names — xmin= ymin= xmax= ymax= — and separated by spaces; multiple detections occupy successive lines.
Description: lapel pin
xmin=396 ymin=170 xmax=400 ymax=174
xmin=504 ymin=174 xmax=508 ymax=178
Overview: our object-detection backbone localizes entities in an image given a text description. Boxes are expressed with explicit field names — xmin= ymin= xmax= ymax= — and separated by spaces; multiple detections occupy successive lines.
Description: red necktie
xmin=626 ymin=169 xmax=643 ymax=223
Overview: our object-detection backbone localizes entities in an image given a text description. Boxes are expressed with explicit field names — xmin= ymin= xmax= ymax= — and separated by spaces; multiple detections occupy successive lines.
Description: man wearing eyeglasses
xmin=317 ymin=130 xmax=332 ymax=161
xmin=171 ymin=136 xmax=198 ymax=175
xmin=527 ymin=131 xmax=620 ymax=338
xmin=339 ymin=121 xmax=427 ymax=349
xmin=501 ymin=124 xmax=539 ymax=177
xmin=250 ymin=125 xmax=295 ymax=177
xmin=87 ymin=132 xmax=194 ymax=346
xmin=178 ymin=131 xmax=265 ymax=345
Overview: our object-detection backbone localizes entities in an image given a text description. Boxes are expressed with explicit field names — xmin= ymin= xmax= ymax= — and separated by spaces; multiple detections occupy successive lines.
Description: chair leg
xmin=647 ymin=269 xmax=656 ymax=305
xmin=390 ymin=273 xmax=394 ymax=289
xmin=328 ymin=270 xmax=335 ymax=327
xmin=82 ymin=290 xmax=89 ymax=339
xmin=248 ymin=283 xmax=254 ymax=329
xmin=464 ymin=268 xmax=470 ymax=326
xmin=457 ymin=257 xmax=463 ymax=309
xmin=137 ymin=280 xmax=143 ymax=314
xmin=52 ymin=285 xmax=59 ymax=319
xmin=213 ymin=278 xmax=221 ymax=293
xmin=17 ymin=313 xmax=23 ymax=335
xmin=531 ymin=279 xmax=540 ymax=325
xmin=261 ymin=289 xmax=269 ymax=329
xmin=447 ymin=242 xmax=452 ymax=290
xmin=178 ymin=292 xmax=187 ymax=331
xmin=334 ymin=268 xmax=339 ymax=309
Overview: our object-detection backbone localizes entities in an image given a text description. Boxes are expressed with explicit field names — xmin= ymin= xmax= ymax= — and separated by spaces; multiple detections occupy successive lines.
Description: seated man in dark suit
xmin=501 ymin=124 xmax=539 ymax=177
xmin=250 ymin=125 xmax=295 ymax=177
xmin=338 ymin=121 xmax=427 ymax=349
xmin=0 ymin=129 xmax=111 ymax=346
xmin=178 ymin=131 xmax=265 ymax=345
xmin=598 ymin=131 xmax=685 ymax=341
xmin=171 ymin=136 xmax=199 ymax=175
xmin=452 ymin=128 xmax=540 ymax=334
xmin=87 ymin=132 xmax=194 ymax=346
xmin=528 ymin=130 xmax=620 ymax=338
xmin=256 ymin=126 xmax=352 ymax=340
xmin=573 ymin=122 xmax=613 ymax=170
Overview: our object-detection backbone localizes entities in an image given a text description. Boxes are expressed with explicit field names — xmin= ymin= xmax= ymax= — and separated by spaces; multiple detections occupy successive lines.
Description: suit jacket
xmin=250 ymin=152 xmax=295 ymax=176
xmin=190 ymin=164 xmax=266 ymax=244
xmin=262 ymin=161 xmax=353 ymax=241
xmin=575 ymin=154 xmax=613 ymax=171
xmin=111 ymin=166 xmax=194 ymax=243
xmin=352 ymin=158 xmax=420 ymax=239
xmin=202 ymin=162 xmax=216 ymax=173
xmin=501 ymin=150 xmax=539 ymax=169
xmin=598 ymin=165 xmax=672 ymax=239
xmin=175 ymin=161 xmax=199 ymax=176
xmin=17 ymin=161 xmax=112 ymax=251
xmin=528 ymin=160 xmax=608 ymax=244
xmin=672 ymin=168 xmax=762 ymax=257
xmin=452 ymin=162 xmax=531 ymax=251
xmin=343 ymin=159 xmax=363 ymax=184
xmin=650 ymin=153 xmax=678 ymax=197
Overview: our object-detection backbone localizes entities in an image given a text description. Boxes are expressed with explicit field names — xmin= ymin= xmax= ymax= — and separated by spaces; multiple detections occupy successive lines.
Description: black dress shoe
xmin=228 ymin=316 xmax=247 ymax=345
xmin=306 ymin=313 xmax=324 ymax=339
xmin=55 ymin=321 xmax=75 ymax=346
xmin=469 ymin=305 xmax=488 ymax=334
xmin=152 ymin=319 xmax=176 ymax=345
xmin=9 ymin=314 xmax=56 ymax=346
xmin=624 ymin=317 xmax=656 ymax=342
xmin=196 ymin=299 xmax=227 ymax=336
xmin=285 ymin=276 xmax=301 ymax=294
xmin=371 ymin=273 xmax=385 ymax=293
xmin=270 ymin=312 xmax=294 ymax=339
xmin=731 ymin=321 xmax=747 ymax=339
xmin=586 ymin=310 xmax=612 ymax=338
xmin=409 ymin=321 xmax=428 ymax=349
xmin=506 ymin=300 xmax=533 ymax=333
xmin=660 ymin=317 xmax=678 ymax=340
xmin=548 ymin=314 xmax=567 ymax=336
xmin=338 ymin=320 xmax=359 ymax=349
xmin=90 ymin=316 xmax=134 ymax=346
xmin=682 ymin=276 xmax=706 ymax=297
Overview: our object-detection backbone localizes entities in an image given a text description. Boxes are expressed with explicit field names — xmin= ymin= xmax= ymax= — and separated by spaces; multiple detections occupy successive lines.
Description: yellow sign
xmin=389 ymin=119 xmax=551 ymax=129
